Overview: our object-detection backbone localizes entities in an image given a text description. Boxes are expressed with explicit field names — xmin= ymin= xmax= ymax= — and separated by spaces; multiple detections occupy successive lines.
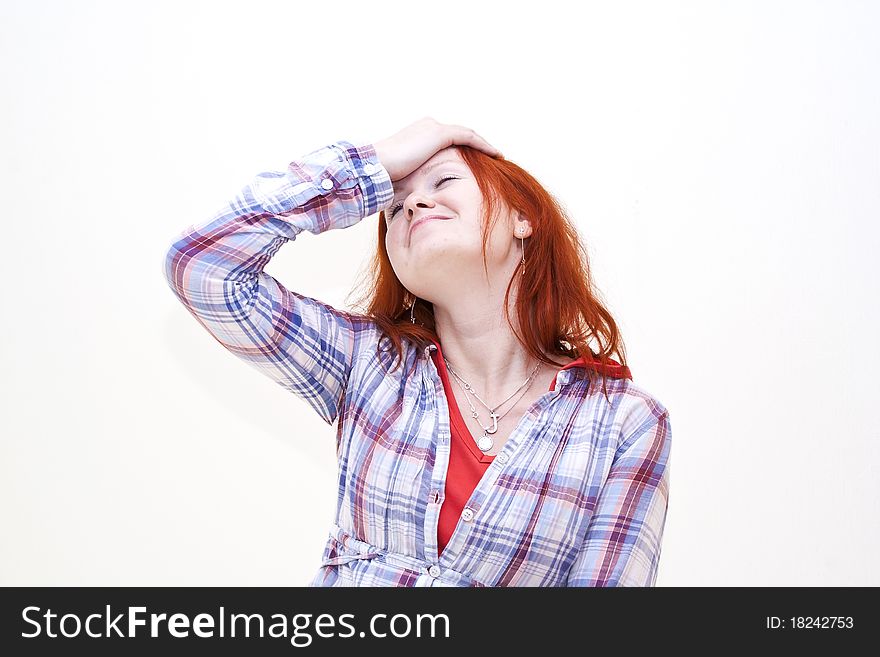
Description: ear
xmin=513 ymin=213 xmax=533 ymax=239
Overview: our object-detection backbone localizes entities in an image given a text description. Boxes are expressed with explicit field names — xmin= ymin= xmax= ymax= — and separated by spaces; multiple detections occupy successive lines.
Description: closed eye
xmin=387 ymin=176 xmax=458 ymax=220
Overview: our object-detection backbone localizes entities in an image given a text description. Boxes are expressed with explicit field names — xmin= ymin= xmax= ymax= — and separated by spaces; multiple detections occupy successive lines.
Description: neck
xmin=423 ymin=256 xmax=566 ymax=401
xmin=432 ymin=303 xmax=547 ymax=404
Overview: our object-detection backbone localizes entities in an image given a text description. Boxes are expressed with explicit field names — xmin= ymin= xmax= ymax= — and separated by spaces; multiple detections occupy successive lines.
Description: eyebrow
xmin=390 ymin=159 xmax=467 ymax=201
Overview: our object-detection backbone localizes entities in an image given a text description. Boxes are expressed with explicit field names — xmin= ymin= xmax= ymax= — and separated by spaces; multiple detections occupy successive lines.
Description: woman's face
xmin=384 ymin=147 xmax=521 ymax=303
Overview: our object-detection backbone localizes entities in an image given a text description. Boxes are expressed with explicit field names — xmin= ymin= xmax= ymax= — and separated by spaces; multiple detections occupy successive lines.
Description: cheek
xmin=387 ymin=221 xmax=404 ymax=245
xmin=385 ymin=224 xmax=406 ymax=257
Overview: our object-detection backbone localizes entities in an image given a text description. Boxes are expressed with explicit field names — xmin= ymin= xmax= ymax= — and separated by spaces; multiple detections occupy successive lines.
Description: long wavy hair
xmin=345 ymin=145 xmax=628 ymax=401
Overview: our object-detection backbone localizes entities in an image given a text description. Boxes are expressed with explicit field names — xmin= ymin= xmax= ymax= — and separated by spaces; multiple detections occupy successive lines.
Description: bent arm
xmin=162 ymin=141 xmax=393 ymax=425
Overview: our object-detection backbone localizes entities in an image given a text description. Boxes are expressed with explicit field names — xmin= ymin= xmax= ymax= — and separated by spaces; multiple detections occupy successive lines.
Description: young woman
xmin=164 ymin=117 xmax=672 ymax=586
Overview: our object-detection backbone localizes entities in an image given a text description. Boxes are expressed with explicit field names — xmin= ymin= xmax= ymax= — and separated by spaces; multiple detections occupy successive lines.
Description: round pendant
xmin=476 ymin=435 xmax=494 ymax=452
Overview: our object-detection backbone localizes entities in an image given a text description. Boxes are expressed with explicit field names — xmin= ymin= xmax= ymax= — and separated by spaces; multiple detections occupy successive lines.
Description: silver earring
xmin=518 ymin=227 xmax=526 ymax=275
xmin=410 ymin=297 xmax=417 ymax=324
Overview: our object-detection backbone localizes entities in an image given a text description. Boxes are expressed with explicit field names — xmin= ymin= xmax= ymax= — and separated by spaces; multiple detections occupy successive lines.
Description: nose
xmin=405 ymin=194 xmax=436 ymax=220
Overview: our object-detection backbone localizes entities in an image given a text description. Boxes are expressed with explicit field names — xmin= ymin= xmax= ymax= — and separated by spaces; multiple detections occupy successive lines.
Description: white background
xmin=1 ymin=0 xmax=877 ymax=586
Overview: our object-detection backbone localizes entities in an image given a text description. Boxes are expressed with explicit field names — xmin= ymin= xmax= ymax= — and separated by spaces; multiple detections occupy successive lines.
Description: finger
xmin=449 ymin=125 xmax=503 ymax=157
xmin=474 ymin=132 xmax=503 ymax=157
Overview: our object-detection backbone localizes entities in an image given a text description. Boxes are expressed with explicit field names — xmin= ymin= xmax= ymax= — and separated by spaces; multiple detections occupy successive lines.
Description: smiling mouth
xmin=409 ymin=216 xmax=450 ymax=241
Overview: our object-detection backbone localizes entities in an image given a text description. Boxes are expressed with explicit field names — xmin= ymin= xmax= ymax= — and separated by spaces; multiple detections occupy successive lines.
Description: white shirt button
xmin=363 ymin=163 xmax=376 ymax=175
xmin=428 ymin=565 xmax=441 ymax=578
xmin=461 ymin=508 xmax=474 ymax=522
xmin=320 ymin=178 xmax=334 ymax=190
xmin=497 ymin=453 xmax=509 ymax=464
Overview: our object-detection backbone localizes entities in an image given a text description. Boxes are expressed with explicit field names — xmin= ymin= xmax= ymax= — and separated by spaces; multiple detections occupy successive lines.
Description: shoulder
xmin=579 ymin=374 xmax=671 ymax=444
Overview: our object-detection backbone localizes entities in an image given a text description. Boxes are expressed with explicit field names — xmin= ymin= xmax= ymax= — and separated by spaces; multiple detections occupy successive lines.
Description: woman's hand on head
xmin=372 ymin=117 xmax=503 ymax=182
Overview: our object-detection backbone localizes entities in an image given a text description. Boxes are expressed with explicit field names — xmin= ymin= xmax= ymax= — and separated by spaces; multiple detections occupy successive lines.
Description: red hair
xmin=345 ymin=146 xmax=628 ymax=401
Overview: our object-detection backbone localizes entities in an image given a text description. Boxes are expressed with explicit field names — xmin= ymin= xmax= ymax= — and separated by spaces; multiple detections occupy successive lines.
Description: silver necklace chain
xmin=443 ymin=358 xmax=541 ymax=453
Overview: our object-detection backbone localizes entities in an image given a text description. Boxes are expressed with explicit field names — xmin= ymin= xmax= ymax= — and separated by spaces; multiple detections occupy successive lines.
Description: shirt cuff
xmin=329 ymin=140 xmax=394 ymax=217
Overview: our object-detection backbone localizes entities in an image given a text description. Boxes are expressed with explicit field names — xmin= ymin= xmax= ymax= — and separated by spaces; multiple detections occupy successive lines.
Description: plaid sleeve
xmin=162 ymin=141 xmax=393 ymax=425
xmin=565 ymin=406 xmax=672 ymax=587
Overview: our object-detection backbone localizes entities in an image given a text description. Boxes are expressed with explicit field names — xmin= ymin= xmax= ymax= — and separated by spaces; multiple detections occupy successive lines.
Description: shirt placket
xmin=421 ymin=343 xmax=449 ymax=574
xmin=421 ymin=345 xmax=573 ymax=582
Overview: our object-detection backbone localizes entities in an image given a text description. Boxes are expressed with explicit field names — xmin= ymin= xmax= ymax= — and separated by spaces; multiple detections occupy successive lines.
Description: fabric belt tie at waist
xmin=321 ymin=551 xmax=381 ymax=567
xmin=321 ymin=523 xmax=486 ymax=586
